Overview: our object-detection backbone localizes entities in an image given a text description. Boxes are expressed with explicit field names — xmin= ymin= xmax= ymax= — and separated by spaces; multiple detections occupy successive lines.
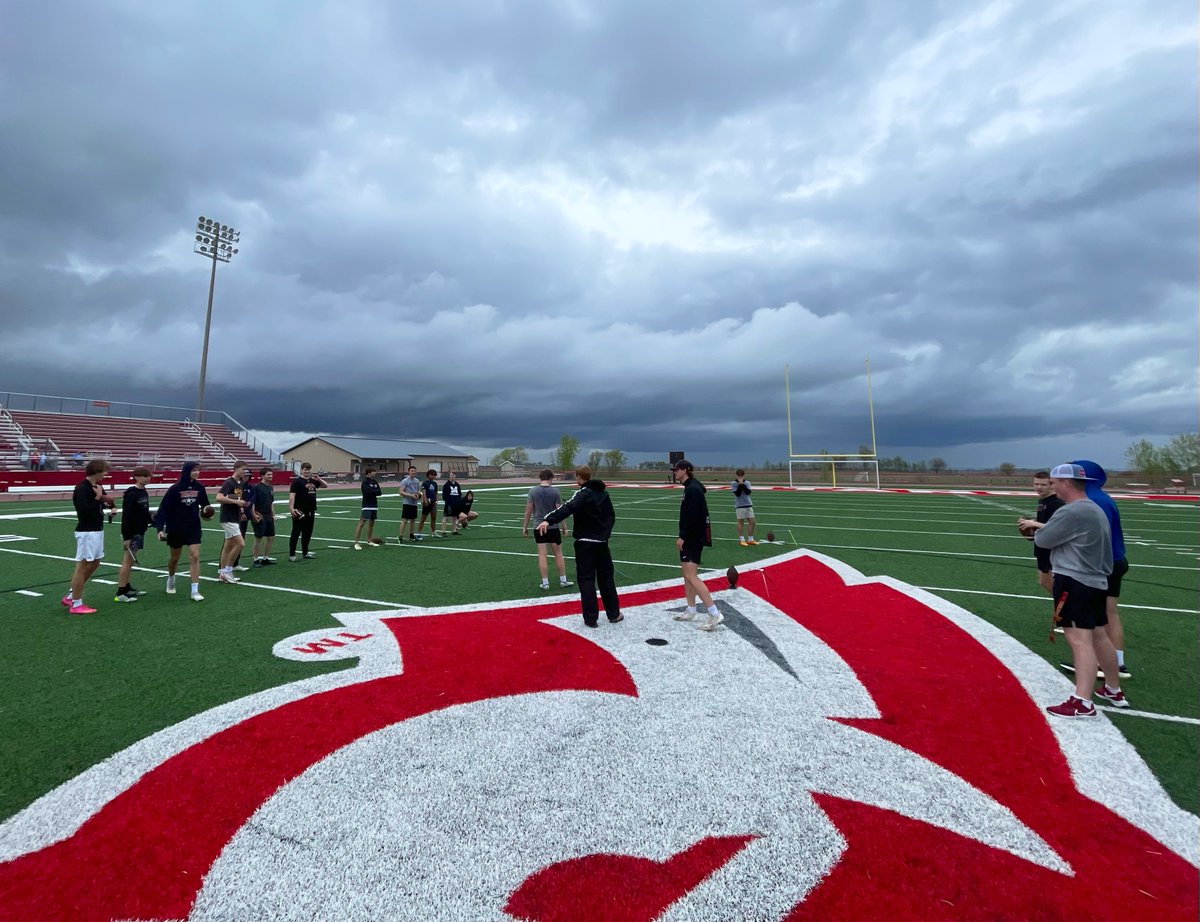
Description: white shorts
xmin=735 ymin=506 xmax=755 ymax=521
xmin=221 ymin=522 xmax=243 ymax=539
xmin=74 ymin=531 xmax=104 ymax=561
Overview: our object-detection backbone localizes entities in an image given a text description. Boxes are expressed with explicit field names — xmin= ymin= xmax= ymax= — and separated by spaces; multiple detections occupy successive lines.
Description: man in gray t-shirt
xmin=523 ymin=469 xmax=573 ymax=590
xmin=1032 ymin=463 xmax=1123 ymax=718
xmin=398 ymin=466 xmax=422 ymax=542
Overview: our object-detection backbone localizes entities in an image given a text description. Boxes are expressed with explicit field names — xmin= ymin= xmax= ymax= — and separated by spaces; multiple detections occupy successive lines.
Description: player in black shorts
xmin=442 ymin=471 xmax=464 ymax=535
xmin=670 ymin=459 xmax=722 ymax=632
xmin=1017 ymin=470 xmax=1064 ymax=596
xmin=115 ymin=466 xmax=155 ymax=601
xmin=251 ymin=468 xmax=277 ymax=566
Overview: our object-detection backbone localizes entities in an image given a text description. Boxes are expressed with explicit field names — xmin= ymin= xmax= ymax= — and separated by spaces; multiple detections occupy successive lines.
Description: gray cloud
xmin=1 ymin=0 xmax=1195 ymax=470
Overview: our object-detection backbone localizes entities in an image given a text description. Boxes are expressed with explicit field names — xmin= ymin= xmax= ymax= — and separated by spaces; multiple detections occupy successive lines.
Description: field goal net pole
xmin=785 ymin=358 xmax=880 ymax=489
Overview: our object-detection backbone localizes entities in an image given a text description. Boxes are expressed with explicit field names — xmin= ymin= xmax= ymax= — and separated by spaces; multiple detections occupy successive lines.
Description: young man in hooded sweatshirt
xmin=154 ymin=461 xmax=214 ymax=602
xmin=537 ymin=465 xmax=621 ymax=628
xmin=672 ymin=459 xmax=723 ymax=631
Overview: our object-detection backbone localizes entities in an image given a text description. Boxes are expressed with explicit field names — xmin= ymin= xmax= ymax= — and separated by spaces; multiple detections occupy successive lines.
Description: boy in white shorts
xmin=64 ymin=459 xmax=110 ymax=615
xmin=216 ymin=462 xmax=252 ymax=584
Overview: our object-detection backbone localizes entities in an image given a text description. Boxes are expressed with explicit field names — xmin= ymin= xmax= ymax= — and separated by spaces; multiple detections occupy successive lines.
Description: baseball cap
xmin=672 ymin=458 xmax=693 ymax=472
xmin=1048 ymin=462 xmax=1094 ymax=481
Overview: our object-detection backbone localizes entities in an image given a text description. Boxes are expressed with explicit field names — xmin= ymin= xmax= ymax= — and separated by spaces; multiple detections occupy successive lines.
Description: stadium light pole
xmin=193 ymin=216 xmax=240 ymax=420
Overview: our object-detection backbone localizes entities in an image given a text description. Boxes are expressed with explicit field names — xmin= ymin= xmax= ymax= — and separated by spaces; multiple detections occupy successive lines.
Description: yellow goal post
xmin=785 ymin=359 xmax=880 ymax=489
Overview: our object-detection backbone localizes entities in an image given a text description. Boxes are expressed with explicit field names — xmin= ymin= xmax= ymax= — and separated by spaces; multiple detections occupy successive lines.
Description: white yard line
xmin=0 ymin=547 xmax=411 ymax=609
xmin=919 ymin=585 xmax=1197 ymax=616
xmin=1100 ymin=708 xmax=1200 ymax=726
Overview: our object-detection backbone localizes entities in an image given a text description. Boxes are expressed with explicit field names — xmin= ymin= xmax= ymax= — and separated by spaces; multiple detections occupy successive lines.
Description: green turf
xmin=1 ymin=483 xmax=1196 ymax=822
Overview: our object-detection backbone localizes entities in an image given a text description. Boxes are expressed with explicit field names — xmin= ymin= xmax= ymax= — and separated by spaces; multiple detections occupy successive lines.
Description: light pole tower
xmin=193 ymin=216 xmax=240 ymax=420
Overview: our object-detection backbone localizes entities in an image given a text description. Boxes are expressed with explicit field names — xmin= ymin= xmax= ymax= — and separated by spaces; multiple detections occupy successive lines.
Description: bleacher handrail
xmin=0 ymin=389 xmax=282 ymax=463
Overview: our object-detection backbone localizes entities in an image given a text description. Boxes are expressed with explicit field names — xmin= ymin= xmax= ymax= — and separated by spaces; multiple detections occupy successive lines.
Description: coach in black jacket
xmin=538 ymin=465 xmax=622 ymax=627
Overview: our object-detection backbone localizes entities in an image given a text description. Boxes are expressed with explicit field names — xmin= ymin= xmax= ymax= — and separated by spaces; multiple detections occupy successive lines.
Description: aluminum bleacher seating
xmin=6 ymin=411 xmax=272 ymax=472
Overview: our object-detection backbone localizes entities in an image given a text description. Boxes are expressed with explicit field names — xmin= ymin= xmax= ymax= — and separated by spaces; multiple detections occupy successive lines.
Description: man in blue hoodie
xmin=154 ymin=461 xmax=214 ymax=602
xmin=1063 ymin=459 xmax=1132 ymax=680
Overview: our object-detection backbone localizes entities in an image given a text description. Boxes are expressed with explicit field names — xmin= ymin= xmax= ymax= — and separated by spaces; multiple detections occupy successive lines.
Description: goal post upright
xmin=785 ymin=357 xmax=880 ymax=489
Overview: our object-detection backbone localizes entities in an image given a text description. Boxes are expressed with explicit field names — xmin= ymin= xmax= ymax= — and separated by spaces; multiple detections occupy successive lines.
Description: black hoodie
xmin=153 ymin=461 xmax=211 ymax=533
xmin=678 ymin=475 xmax=710 ymax=544
xmin=542 ymin=479 xmax=615 ymax=542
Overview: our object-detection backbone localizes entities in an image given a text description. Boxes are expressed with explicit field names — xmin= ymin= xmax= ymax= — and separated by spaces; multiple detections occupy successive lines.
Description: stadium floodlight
xmin=193 ymin=214 xmax=241 ymax=419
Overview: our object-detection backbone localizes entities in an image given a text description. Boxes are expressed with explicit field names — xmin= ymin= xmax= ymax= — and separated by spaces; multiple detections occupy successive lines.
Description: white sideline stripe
xmin=0 ymin=547 xmax=412 ymax=609
xmin=919 ymin=586 xmax=1198 ymax=616
xmin=14 ymin=590 xmax=42 ymax=597
xmin=1101 ymin=708 xmax=1200 ymax=726
xmin=803 ymin=541 xmax=1198 ymax=572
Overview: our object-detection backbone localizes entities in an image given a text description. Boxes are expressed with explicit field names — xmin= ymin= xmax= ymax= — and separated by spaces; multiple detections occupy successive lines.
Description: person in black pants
xmin=288 ymin=462 xmax=329 ymax=560
xmin=537 ymin=464 xmax=621 ymax=628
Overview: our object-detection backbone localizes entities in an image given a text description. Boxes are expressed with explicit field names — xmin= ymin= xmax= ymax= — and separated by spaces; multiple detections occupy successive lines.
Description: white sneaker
xmin=560 ymin=579 xmax=574 ymax=588
xmin=540 ymin=582 xmax=550 ymax=590
xmin=234 ymin=565 xmax=249 ymax=572
xmin=700 ymin=612 xmax=725 ymax=632
xmin=354 ymin=543 xmax=362 ymax=551
xmin=165 ymin=576 xmax=176 ymax=595
xmin=672 ymin=610 xmax=697 ymax=621
xmin=191 ymin=592 xmax=204 ymax=602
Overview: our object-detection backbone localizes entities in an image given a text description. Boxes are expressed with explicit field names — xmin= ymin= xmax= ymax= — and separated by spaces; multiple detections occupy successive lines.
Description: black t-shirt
xmin=1036 ymin=494 xmax=1064 ymax=524
xmin=121 ymin=485 xmax=153 ymax=538
xmin=219 ymin=477 xmax=246 ymax=523
xmin=73 ymin=479 xmax=105 ymax=532
xmin=421 ymin=478 xmax=438 ymax=505
xmin=360 ymin=477 xmax=382 ymax=510
xmin=253 ymin=481 xmax=275 ymax=518
xmin=443 ymin=480 xmax=462 ymax=509
xmin=290 ymin=476 xmax=320 ymax=513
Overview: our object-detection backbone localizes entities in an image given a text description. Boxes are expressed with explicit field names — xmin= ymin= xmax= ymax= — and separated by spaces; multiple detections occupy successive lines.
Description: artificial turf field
xmin=1 ymin=480 xmax=1196 ymax=835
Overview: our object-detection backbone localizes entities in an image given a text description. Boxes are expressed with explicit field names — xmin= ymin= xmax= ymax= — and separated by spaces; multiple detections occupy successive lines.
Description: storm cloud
xmin=1 ymin=0 xmax=1195 ymax=467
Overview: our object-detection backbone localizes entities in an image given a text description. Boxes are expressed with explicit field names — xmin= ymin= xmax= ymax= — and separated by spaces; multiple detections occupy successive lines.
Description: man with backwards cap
xmin=1031 ymin=463 xmax=1126 ymax=717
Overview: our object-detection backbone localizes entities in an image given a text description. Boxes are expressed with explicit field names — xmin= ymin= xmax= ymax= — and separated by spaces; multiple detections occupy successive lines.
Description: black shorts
xmin=359 ymin=509 xmax=378 ymax=521
xmin=167 ymin=528 xmax=202 ymax=550
xmin=1034 ymin=546 xmax=1052 ymax=574
xmin=444 ymin=503 xmax=459 ymax=519
xmin=1052 ymin=574 xmax=1108 ymax=631
xmin=122 ymin=534 xmax=145 ymax=553
xmin=401 ymin=505 xmax=418 ymax=520
xmin=679 ymin=542 xmax=704 ymax=565
xmin=1106 ymin=556 xmax=1129 ymax=598
xmin=535 ymin=527 xmax=561 ymax=545
xmin=253 ymin=517 xmax=276 ymax=538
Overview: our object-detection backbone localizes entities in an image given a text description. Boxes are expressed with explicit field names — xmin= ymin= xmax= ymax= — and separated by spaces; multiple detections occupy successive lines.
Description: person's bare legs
xmin=681 ymin=561 xmax=713 ymax=608
xmin=552 ymin=544 xmax=568 ymax=581
xmin=537 ymin=543 xmax=549 ymax=582
xmin=1063 ymin=627 xmax=1099 ymax=700
xmin=70 ymin=559 xmax=100 ymax=600
xmin=1093 ymin=626 xmax=1121 ymax=692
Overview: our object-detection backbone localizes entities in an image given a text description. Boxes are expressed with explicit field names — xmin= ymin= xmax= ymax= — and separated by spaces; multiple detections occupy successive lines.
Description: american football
xmin=766 ymin=531 xmax=775 ymax=542
xmin=1018 ymin=521 xmax=1036 ymax=540
xmin=726 ymin=565 xmax=738 ymax=588
xmin=201 ymin=506 xmax=215 ymax=520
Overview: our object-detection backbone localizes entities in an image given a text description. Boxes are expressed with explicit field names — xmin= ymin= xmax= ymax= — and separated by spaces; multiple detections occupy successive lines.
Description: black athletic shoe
xmin=583 ymin=620 xmax=599 ymax=629
xmin=607 ymin=614 xmax=624 ymax=623
xmin=128 ymin=586 xmax=148 ymax=597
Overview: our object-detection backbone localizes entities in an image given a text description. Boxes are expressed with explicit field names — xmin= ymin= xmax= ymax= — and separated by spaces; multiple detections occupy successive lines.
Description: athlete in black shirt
xmin=115 ymin=466 xmax=155 ymax=601
xmin=65 ymin=459 xmax=110 ymax=614
xmin=288 ymin=462 xmax=329 ymax=560
xmin=353 ymin=467 xmax=383 ymax=549
xmin=671 ymin=459 xmax=722 ymax=631
xmin=1017 ymin=470 xmax=1066 ymax=596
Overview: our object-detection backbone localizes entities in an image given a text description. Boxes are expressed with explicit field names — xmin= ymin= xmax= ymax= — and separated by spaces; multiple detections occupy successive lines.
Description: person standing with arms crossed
xmin=353 ymin=467 xmax=383 ymax=550
xmin=537 ymin=465 xmax=620 ymax=628
xmin=63 ymin=459 xmax=110 ymax=615
xmin=731 ymin=468 xmax=757 ymax=546
xmin=523 ymin=468 xmax=573 ymax=590
xmin=1034 ymin=463 xmax=1125 ymax=717
xmin=671 ymin=459 xmax=722 ymax=631
xmin=288 ymin=462 xmax=328 ymax=561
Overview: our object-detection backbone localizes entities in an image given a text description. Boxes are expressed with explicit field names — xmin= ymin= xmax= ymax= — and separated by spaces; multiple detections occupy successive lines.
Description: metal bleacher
xmin=0 ymin=392 xmax=281 ymax=474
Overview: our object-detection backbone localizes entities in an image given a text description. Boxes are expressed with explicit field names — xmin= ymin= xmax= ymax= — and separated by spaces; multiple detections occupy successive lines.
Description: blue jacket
xmin=1071 ymin=459 xmax=1126 ymax=562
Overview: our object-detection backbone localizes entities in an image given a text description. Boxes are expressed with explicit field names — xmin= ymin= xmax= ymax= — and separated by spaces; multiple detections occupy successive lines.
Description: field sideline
xmin=1 ymin=482 xmax=1196 ymax=827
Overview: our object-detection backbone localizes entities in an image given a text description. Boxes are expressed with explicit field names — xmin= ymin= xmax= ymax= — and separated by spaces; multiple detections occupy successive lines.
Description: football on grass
xmin=201 ymin=506 xmax=215 ymax=520
xmin=370 ymin=537 xmax=384 ymax=545
xmin=766 ymin=531 xmax=775 ymax=542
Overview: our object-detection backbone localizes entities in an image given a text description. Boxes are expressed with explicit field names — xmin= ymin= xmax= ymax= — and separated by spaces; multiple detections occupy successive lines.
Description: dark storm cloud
xmin=0 ymin=0 xmax=1195 ymax=469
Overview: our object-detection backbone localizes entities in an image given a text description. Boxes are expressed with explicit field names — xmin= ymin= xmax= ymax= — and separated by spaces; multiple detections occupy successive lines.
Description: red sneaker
xmin=1045 ymin=696 xmax=1096 ymax=718
xmin=61 ymin=595 xmax=73 ymax=607
xmin=1094 ymin=686 xmax=1130 ymax=709
xmin=69 ymin=602 xmax=97 ymax=615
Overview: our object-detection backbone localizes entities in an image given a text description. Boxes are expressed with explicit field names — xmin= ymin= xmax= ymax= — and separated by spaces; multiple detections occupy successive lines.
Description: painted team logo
xmin=0 ymin=550 xmax=1196 ymax=920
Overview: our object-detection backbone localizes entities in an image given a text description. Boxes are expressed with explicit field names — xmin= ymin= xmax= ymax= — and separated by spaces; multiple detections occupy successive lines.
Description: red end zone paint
xmin=0 ymin=557 xmax=1194 ymax=921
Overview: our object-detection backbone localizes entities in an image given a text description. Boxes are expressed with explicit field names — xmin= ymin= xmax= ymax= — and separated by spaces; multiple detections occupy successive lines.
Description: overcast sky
xmin=1 ymin=0 xmax=1195 ymax=469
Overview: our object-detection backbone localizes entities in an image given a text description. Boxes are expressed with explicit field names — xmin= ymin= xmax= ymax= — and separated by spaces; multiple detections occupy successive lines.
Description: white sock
xmin=540 ymin=579 xmax=549 ymax=587
xmin=707 ymin=605 xmax=720 ymax=617
xmin=1078 ymin=696 xmax=1093 ymax=706
xmin=1116 ymin=649 xmax=1125 ymax=667
xmin=71 ymin=595 xmax=82 ymax=606
xmin=191 ymin=583 xmax=200 ymax=594
xmin=560 ymin=576 xmax=569 ymax=584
